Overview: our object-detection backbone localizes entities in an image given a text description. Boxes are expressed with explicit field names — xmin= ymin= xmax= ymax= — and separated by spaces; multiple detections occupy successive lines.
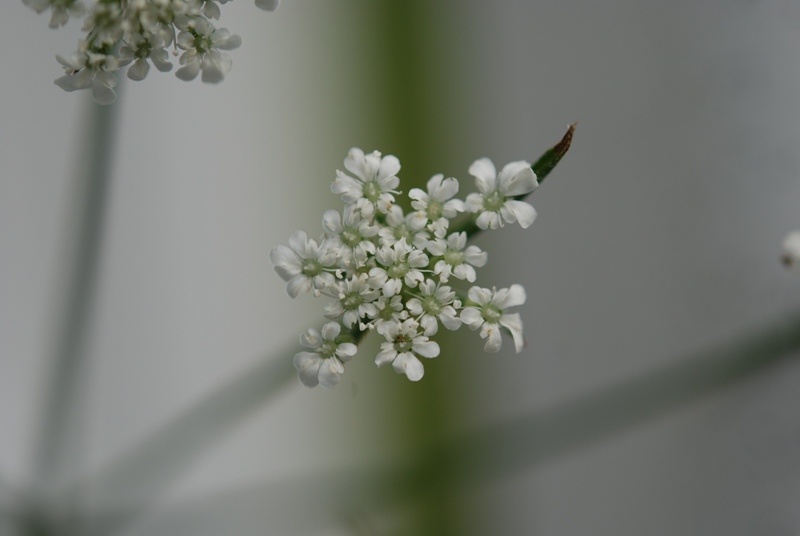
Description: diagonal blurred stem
xmin=103 ymin=309 xmax=800 ymax=536
xmin=34 ymin=99 xmax=120 ymax=493
xmin=65 ymin=346 xmax=296 ymax=536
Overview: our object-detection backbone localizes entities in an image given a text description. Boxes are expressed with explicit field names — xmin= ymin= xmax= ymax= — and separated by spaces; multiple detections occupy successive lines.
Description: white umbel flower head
xmin=331 ymin=148 xmax=400 ymax=218
xmin=270 ymin=230 xmax=337 ymax=298
xmin=375 ymin=319 xmax=440 ymax=381
xmin=465 ymin=158 xmax=538 ymax=230
xmin=460 ymin=284 xmax=526 ymax=353
xmin=175 ymin=16 xmax=241 ymax=83
xmin=782 ymin=231 xmax=800 ymax=274
xmin=293 ymin=322 xmax=357 ymax=388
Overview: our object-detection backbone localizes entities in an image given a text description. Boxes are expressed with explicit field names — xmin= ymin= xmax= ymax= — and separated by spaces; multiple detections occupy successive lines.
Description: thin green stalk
xmin=30 ymin=97 xmax=120 ymax=534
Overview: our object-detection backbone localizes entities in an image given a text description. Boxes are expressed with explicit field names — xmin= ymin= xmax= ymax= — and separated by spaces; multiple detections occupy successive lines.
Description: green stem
xmin=34 ymin=99 xmax=119 ymax=491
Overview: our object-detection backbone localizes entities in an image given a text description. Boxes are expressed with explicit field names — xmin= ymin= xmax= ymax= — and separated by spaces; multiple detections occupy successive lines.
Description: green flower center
xmin=342 ymin=291 xmax=363 ymax=310
xmin=394 ymin=334 xmax=413 ymax=353
xmin=443 ymin=249 xmax=465 ymax=266
xmin=362 ymin=181 xmax=381 ymax=203
xmin=387 ymin=262 xmax=409 ymax=280
xmin=482 ymin=305 xmax=502 ymax=324
xmin=483 ymin=191 xmax=505 ymax=212
xmin=427 ymin=200 xmax=443 ymax=220
xmin=421 ymin=295 xmax=442 ymax=316
xmin=302 ymin=259 xmax=323 ymax=277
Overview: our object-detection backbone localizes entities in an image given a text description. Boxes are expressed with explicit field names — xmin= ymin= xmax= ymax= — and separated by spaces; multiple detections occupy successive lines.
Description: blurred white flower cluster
xmin=271 ymin=148 xmax=538 ymax=388
xmin=22 ymin=0 xmax=280 ymax=104
xmin=783 ymin=231 xmax=800 ymax=274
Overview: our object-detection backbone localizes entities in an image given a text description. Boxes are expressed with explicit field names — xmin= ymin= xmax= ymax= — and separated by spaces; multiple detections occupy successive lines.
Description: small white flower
xmin=324 ymin=273 xmax=381 ymax=328
xmin=368 ymin=238 xmax=429 ymax=297
xmin=368 ymin=295 xmax=409 ymax=335
xmin=175 ymin=16 xmax=241 ymax=83
xmin=406 ymin=279 xmax=462 ymax=336
xmin=782 ymin=231 xmax=800 ymax=273
xmin=427 ymin=232 xmax=487 ymax=283
xmin=375 ymin=319 xmax=439 ymax=381
xmin=378 ymin=205 xmax=430 ymax=250
xmin=460 ymin=284 xmax=526 ymax=353
xmin=270 ymin=230 xmax=337 ymax=298
xmin=322 ymin=205 xmax=378 ymax=273
xmin=465 ymin=158 xmax=538 ymax=230
xmin=54 ymin=45 xmax=120 ymax=105
xmin=82 ymin=2 xmax=125 ymax=47
xmin=331 ymin=148 xmax=400 ymax=218
xmin=23 ymin=0 xmax=85 ymax=28
xmin=293 ymin=322 xmax=357 ymax=388
xmin=118 ymin=32 xmax=173 ymax=81
xmin=408 ymin=174 xmax=465 ymax=238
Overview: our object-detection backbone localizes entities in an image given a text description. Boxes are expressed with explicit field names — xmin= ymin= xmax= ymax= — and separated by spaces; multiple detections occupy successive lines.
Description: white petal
xmin=318 ymin=359 xmax=344 ymax=388
xmin=375 ymin=348 xmax=397 ymax=368
xmin=127 ymin=58 xmax=150 ymax=81
xmin=286 ymin=276 xmax=312 ymax=298
xmin=468 ymin=158 xmax=497 ymax=194
xmin=321 ymin=322 xmax=341 ymax=340
xmin=293 ymin=352 xmax=322 ymax=387
xmin=412 ymin=339 xmax=440 ymax=358
xmin=393 ymin=353 xmax=424 ymax=381
xmin=481 ymin=323 xmax=502 ymax=353
xmin=500 ymin=313 xmax=525 ymax=353
xmin=502 ymin=200 xmax=537 ymax=229
xmin=498 ymin=161 xmax=536 ymax=196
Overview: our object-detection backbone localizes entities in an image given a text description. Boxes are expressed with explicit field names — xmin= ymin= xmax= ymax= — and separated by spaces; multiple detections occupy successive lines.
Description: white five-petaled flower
xmin=375 ymin=319 xmax=440 ymax=381
xmin=378 ymin=205 xmax=430 ymax=250
xmin=409 ymin=174 xmax=465 ymax=238
xmin=331 ymin=148 xmax=400 ymax=218
xmin=368 ymin=238 xmax=429 ymax=297
xmin=465 ymin=158 xmax=538 ymax=230
xmin=118 ymin=31 xmax=173 ymax=81
xmin=460 ymin=284 xmax=526 ymax=353
xmin=270 ymin=230 xmax=337 ymax=298
xmin=175 ymin=15 xmax=241 ymax=83
xmin=782 ymin=231 xmax=800 ymax=274
xmin=322 ymin=205 xmax=378 ymax=274
xmin=324 ymin=273 xmax=381 ymax=328
xmin=406 ymin=279 xmax=462 ymax=336
xmin=368 ymin=295 xmax=409 ymax=335
xmin=427 ymin=232 xmax=488 ymax=283
xmin=293 ymin=322 xmax=357 ymax=388
xmin=54 ymin=45 xmax=120 ymax=105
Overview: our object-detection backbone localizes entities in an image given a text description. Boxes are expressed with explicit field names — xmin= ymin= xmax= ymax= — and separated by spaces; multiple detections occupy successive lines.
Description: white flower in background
xmin=369 ymin=238 xmax=428 ymax=297
xmin=255 ymin=0 xmax=281 ymax=10
xmin=23 ymin=0 xmax=85 ymax=28
xmin=782 ymin=231 xmax=800 ymax=273
xmin=323 ymin=274 xmax=381 ymax=328
xmin=270 ymin=230 xmax=337 ymax=298
xmin=175 ymin=16 xmax=241 ymax=83
xmin=460 ymin=285 xmax=526 ymax=353
xmin=406 ymin=279 xmax=462 ymax=336
xmin=409 ymin=174 xmax=465 ymax=238
xmin=465 ymin=158 xmax=538 ymax=230
xmin=25 ymin=0 xmax=280 ymax=102
xmin=54 ymin=45 xmax=120 ymax=105
xmin=293 ymin=322 xmax=357 ymax=388
xmin=427 ymin=232 xmax=487 ymax=283
xmin=375 ymin=319 xmax=440 ymax=381
xmin=332 ymin=148 xmax=400 ymax=218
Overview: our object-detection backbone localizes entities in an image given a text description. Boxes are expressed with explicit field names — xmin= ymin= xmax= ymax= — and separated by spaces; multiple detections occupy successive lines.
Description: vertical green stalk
xmin=32 ymin=96 xmax=120 ymax=532
xmin=370 ymin=2 xmax=460 ymax=534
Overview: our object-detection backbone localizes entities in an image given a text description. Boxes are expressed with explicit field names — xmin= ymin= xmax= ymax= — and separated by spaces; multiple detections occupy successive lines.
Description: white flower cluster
xmin=271 ymin=148 xmax=539 ymax=388
xmin=22 ymin=0 xmax=280 ymax=104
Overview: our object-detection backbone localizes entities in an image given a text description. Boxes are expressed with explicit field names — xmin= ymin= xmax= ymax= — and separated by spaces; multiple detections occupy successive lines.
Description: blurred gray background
xmin=2 ymin=1 xmax=800 ymax=535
